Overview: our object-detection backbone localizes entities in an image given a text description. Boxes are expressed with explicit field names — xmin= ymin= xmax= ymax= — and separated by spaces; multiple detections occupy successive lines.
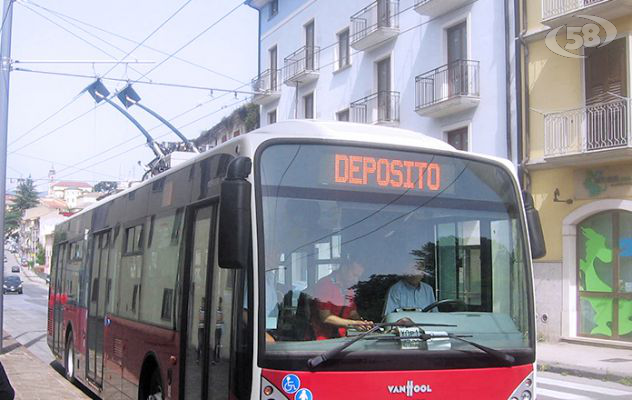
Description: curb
xmin=537 ymin=363 xmax=632 ymax=385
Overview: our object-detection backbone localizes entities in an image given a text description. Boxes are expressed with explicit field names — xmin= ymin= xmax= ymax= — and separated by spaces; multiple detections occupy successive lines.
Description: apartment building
xmin=520 ymin=0 xmax=632 ymax=344
xmin=246 ymin=0 xmax=518 ymax=160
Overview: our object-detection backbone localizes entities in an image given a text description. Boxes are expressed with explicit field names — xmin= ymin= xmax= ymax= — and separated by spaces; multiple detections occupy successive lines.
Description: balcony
xmin=541 ymin=0 xmax=632 ymax=28
xmin=544 ymin=99 xmax=632 ymax=165
xmin=283 ymin=46 xmax=320 ymax=86
xmin=415 ymin=60 xmax=480 ymax=118
xmin=251 ymin=69 xmax=281 ymax=106
xmin=414 ymin=0 xmax=472 ymax=17
xmin=350 ymin=0 xmax=399 ymax=51
xmin=351 ymin=91 xmax=400 ymax=125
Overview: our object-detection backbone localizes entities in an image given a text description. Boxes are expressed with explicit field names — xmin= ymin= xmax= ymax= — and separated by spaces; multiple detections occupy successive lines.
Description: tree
xmin=3 ymin=207 xmax=21 ymax=238
xmin=36 ymin=243 xmax=45 ymax=266
xmin=93 ymin=181 xmax=118 ymax=193
xmin=12 ymin=178 xmax=39 ymax=211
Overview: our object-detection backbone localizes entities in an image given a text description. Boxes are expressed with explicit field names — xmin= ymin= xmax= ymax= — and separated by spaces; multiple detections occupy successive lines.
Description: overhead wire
xmin=19 ymin=2 xmax=148 ymax=79
xmin=134 ymin=2 xmax=244 ymax=82
xmin=101 ymin=0 xmax=193 ymax=78
xmin=23 ymin=0 xmax=247 ymax=85
xmin=8 ymin=95 xmax=80 ymax=146
xmin=12 ymin=67 xmax=256 ymax=95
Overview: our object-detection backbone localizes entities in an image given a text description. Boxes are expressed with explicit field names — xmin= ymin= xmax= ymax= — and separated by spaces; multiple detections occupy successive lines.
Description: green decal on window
xmin=580 ymin=227 xmax=613 ymax=336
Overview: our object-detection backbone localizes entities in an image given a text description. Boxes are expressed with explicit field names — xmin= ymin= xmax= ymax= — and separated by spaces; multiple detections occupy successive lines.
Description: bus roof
xmin=67 ymin=120 xmax=516 ymax=219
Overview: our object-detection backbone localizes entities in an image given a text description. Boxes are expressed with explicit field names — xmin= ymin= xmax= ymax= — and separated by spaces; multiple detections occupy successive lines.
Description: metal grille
xmin=350 ymin=91 xmax=400 ymax=124
xmin=283 ymin=46 xmax=320 ymax=83
xmin=415 ymin=60 xmax=480 ymax=110
xmin=252 ymin=69 xmax=281 ymax=93
xmin=544 ymin=99 xmax=631 ymax=157
xmin=541 ymin=0 xmax=606 ymax=20
xmin=351 ymin=0 xmax=399 ymax=45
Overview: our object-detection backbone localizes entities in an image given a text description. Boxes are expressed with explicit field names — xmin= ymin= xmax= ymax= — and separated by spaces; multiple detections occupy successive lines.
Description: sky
xmin=2 ymin=0 xmax=258 ymax=194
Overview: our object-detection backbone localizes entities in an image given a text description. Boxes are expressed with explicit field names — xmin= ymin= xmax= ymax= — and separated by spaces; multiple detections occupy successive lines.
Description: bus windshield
xmin=258 ymin=143 xmax=532 ymax=366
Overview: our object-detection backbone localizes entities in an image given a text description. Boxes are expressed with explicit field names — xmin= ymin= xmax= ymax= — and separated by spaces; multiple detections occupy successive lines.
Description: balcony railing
xmin=542 ymin=0 xmax=615 ymax=21
xmin=351 ymin=0 xmax=399 ymax=51
xmin=351 ymin=91 xmax=400 ymax=125
xmin=415 ymin=60 xmax=480 ymax=117
xmin=544 ymin=99 xmax=632 ymax=158
xmin=252 ymin=69 xmax=281 ymax=105
xmin=283 ymin=45 xmax=320 ymax=85
xmin=414 ymin=0 xmax=472 ymax=18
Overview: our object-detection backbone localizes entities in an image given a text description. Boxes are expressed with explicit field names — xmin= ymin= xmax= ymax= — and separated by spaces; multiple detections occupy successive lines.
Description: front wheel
xmin=64 ymin=333 xmax=76 ymax=383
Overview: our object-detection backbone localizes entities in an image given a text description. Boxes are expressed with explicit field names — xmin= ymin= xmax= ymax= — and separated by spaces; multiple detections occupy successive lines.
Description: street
xmin=537 ymin=372 xmax=632 ymax=399
xmin=2 ymin=250 xmax=52 ymax=364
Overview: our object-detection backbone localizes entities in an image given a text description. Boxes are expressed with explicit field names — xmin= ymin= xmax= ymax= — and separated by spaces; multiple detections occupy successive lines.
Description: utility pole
xmin=0 ymin=0 xmax=15 ymax=353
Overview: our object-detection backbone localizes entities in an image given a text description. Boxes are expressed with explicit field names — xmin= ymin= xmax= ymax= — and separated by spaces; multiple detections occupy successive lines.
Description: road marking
xmin=537 ymin=388 xmax=592 ymax=399
xmin=538 ymin=377 xmax=632 ymax=396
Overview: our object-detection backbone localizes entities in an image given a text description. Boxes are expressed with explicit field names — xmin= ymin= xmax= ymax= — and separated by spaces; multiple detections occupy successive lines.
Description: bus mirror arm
xmin=522 ymin=191 xmax=546 ymax=259
xmin=218 ymin=156 xmax=253 ymax=269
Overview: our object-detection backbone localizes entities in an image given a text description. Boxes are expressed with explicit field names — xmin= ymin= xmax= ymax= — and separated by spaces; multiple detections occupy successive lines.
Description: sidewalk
xmin=0 ymin=332 xmax=90 ymax=399
xmin=538 ymin=340 xmax=632 ymax=383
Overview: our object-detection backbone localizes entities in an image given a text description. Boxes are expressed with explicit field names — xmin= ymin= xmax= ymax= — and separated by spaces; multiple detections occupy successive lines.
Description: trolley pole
xmin=0 ymin=0 xmax=15 ymax=353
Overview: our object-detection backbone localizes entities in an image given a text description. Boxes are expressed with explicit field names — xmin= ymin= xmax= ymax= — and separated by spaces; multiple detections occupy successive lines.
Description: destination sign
xmin=334 ymin=154 xmax=441 ymax=191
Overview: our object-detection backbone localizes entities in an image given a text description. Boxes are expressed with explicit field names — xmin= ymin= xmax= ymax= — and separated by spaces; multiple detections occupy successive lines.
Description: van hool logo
xmin=387 ymin=381 xmax=432 ymax=397
xmin=545 ymin=15 xmax=617 ymax=59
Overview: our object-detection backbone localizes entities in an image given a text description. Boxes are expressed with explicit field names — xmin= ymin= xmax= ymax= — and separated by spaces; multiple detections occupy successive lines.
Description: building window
xmin=446 ymin=127 xmax=468 ymax=151
xmin=269 ymin=0 xmax=278 ymax=19
xmin=268 ymin=109 xmax=277 ymax=124
xmin=303 ymin=93 xmax=314 ymax=119
xmin=336 ymin=108 xmax=349 ymax=122
xmin=337 ymin=29 xmax=350 ymax=70
xmin=577 ymin=210 xmax=632 ymax=341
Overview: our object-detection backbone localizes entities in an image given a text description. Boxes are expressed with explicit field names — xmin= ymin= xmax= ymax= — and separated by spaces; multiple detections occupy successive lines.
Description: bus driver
xmin=384 ymin=257 xmax=436 ymax=315
xmin=312 ymin=258 xmax=374 ymax=340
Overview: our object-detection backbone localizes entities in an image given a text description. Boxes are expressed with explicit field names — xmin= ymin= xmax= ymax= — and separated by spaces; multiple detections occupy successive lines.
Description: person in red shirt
xmin=312 ymin=259 xmax=374 ymax=340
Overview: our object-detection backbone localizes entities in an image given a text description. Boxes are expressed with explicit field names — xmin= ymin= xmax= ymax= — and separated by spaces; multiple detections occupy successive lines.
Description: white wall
xmin=256 ymin=0 xmax=513 ymax=160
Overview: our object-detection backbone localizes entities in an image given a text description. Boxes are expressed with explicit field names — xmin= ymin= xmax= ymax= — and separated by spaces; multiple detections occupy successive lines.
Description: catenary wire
xmin=13 ymin=67 xmax=257 ymax=95
xmin=101 ymin=0 xmax=193 ymax=78
xmin=23 ymin=0 xmax=247 ymax=85
xmin=19 ymin=2 xmax=148 ymax=79
xmin=0 ymin=0 xmax=13 ymax=36
xmin=134 ymin=2 xmax=244 ymax=82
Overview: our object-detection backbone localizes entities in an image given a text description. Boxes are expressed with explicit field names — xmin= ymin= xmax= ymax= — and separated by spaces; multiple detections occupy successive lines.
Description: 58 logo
xmin=545 ymin=15 xmax=617 ymax=58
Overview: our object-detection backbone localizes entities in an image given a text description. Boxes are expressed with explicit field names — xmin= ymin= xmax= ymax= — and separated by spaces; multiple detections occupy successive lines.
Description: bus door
xmin=181 ymin=203 xmax=243 ymax=399
xmin=86 ymin=230 xmax=110 ymax=387
xmin=52 ymin=242 xmax=67 ymax=357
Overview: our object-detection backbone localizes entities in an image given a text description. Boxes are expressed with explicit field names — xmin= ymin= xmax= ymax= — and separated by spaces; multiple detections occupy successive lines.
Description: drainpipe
xmin=504 ymin=0 xmax=514 ymax=163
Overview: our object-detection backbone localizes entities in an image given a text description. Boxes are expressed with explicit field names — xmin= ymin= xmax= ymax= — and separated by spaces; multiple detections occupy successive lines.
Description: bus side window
xmin=139 ymin=211 xmax=182 ymax=327
xmin=119 ymin=223 xmax=145 ymax=320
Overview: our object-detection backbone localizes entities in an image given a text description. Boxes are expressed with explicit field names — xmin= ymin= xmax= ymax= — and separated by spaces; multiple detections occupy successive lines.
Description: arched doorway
xmin=577 ymin=210 xmax=632 ymax=341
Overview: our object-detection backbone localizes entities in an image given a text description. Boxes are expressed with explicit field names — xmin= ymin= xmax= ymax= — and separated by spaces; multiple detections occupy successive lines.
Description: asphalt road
xmin=537 ymin=371 xmax=632 ymax=399
xmin=2 ymin=250 xmax=53 ymax=364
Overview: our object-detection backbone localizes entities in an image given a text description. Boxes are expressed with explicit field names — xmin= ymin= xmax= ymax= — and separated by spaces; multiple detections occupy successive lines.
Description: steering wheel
xmin=421 ymin=299 xmax=466 ymax=313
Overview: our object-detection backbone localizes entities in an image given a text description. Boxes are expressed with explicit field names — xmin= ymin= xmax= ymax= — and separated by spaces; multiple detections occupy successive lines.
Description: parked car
xmin=44 ymin=274 xmax=50 ymax=284
xmin=11 ymin=266 xmax=19 ymax=273
xmin=3 ymin=276 xmax=23 ymax=294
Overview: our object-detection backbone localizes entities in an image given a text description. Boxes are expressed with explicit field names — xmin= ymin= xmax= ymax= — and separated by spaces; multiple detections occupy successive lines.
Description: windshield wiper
xmin=307 ymin=321 xmax=457 ymax=369
xmin=432 ymin=333 xmax=516 ymax=366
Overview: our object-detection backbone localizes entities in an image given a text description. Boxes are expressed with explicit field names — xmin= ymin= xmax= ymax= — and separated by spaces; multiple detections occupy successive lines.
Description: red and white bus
xmin=48 ymin=120 xmax=545 ymax=400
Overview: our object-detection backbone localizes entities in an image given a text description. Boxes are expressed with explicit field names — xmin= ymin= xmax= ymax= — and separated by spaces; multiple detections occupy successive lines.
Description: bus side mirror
xmin=218 ymin=157 xmax=252 ymax=269
xmin=522 ymin=191 xmax=546 ymax=259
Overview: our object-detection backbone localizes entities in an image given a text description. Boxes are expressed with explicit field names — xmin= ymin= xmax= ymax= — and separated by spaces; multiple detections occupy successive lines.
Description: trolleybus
xmin=48 ymin=120 xmax=545 ymax=400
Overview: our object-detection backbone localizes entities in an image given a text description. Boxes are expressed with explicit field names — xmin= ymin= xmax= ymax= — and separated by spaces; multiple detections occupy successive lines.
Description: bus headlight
xmin=507 ymin=372 xmax=534 ymax=400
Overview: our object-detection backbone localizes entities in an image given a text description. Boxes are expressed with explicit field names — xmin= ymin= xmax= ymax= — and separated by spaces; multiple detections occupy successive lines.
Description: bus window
xmin=140 ymin=212 xmax=183 ymax=326
xmin=119 ymin=223 xmax=145 ymax=320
